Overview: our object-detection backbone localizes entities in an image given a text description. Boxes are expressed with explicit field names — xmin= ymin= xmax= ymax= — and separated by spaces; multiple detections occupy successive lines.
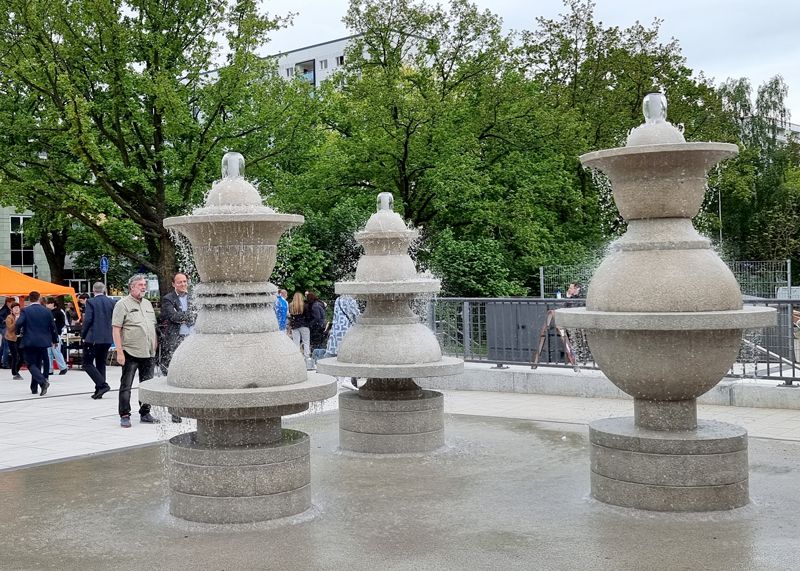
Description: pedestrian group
xmin=3 ymin=274 xmax=357 ymax=427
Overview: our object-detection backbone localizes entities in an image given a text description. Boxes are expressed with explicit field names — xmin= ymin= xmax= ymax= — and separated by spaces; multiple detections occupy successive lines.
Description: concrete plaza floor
xmin=0 ymin=366 xmax=799 ymax=569
xmin=1 ymin=365 xmax=799 ymax=470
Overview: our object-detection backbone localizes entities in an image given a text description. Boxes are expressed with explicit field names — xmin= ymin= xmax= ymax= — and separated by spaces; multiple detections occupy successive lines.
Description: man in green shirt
xmin=112 ymin=274 xmax=160 ymax=428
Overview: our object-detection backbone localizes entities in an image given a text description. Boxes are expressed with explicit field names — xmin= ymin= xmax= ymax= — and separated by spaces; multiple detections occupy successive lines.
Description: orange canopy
xmin=0 ymin=265 xmax=81 ymax=319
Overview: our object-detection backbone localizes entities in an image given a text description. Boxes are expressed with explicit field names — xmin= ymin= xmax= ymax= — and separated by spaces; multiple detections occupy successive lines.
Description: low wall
xmin=417 ymin=363 xmax=800 ymax=411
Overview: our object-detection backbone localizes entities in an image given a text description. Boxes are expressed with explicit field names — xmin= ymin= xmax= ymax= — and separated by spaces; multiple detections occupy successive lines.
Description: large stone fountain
xmin=556 ymin=94 xmax=776 ymax=511
xmin=140 ymin=152 xmax=336 ymax=524
xmin=316 ymin=192 xmax=462 ymax=453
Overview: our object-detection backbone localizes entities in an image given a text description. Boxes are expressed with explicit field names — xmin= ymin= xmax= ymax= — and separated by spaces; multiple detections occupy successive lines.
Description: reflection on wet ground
xmin=1 ymin=412 xmax=798 ymax=570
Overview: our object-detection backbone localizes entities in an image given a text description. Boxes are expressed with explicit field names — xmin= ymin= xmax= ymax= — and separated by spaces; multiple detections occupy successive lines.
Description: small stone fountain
xmin=140 ymin=152 xmax=336 ymax=524
xmin=557 ymin=94 xmax=776 ymax=511
xmin=316 ymin=192 xmax=462 ymax=453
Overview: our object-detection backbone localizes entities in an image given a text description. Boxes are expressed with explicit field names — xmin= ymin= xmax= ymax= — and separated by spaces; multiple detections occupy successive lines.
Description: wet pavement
xmin=1 ymin=412 xmax=799 ymax=570
xmin=2 ymin=367 xmax=800 ymax=569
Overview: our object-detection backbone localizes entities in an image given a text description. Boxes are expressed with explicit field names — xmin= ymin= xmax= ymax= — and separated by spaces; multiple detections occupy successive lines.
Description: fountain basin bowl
xmin=556 ymin=306 xmax=776 ymax=401
xmin=335 ymin=279 xmax=440 ymax=296
xmin=164 ymin=214 xmax=303 ymax=282
xmin=579 ymin=143 xmax=738 ymax=220
xmin=316 ymin=356 xmax=463 ymax=379
xmin=139 ymin=376 xmax=337 ymax=410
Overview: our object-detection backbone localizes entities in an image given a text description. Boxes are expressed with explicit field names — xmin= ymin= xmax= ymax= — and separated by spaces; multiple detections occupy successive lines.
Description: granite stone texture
xmin=553 ymin=95 xmax=776 ymax=511
xmin=140 ymin=153 xmax=336 ymax=523
xmin=317 ymin=192 xmax=462 ymax=453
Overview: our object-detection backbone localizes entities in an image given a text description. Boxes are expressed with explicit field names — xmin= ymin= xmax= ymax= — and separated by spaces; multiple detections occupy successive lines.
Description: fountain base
xmin=166 ymin=429 xmax=311 ymax=523
xmin=589 ymin=417 xmax=748 ymax=511
xmin=338 ymin=388 xmax=444 ymax=453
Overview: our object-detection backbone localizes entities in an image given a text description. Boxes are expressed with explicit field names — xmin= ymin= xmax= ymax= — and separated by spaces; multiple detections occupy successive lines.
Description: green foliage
xmin=272 ymin=231 xmax=331 ymax=296
xmin=0 ymin=0 xmax=318 ymax=292
xmin=426 ymin=229 xmax=527 ymax=297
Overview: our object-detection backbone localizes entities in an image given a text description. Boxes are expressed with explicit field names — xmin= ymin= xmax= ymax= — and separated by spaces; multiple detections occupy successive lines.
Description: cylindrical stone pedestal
xmin=589 ymin=417 xmax=748 ymax=511
xmin=167 ymin=429 xmax=311 ymax=523
xmin=338 ymin=390 xmax=444 ymax=453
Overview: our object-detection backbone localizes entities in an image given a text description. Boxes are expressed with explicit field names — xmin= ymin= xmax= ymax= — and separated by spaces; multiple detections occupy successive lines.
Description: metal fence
xmin=430 ymin=297 xmax=800 ymax=385
xmin=539 ymin=260 xmax=791 ymax=299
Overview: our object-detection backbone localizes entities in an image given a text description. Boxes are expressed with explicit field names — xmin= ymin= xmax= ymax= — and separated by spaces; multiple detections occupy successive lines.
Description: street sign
xmin=99 ymin=255 xmax=109 ymax=275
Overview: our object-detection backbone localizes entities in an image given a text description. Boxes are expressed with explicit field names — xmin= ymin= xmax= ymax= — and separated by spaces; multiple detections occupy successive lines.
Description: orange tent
xmin=0 ymin=265 xmax=81 ymax=319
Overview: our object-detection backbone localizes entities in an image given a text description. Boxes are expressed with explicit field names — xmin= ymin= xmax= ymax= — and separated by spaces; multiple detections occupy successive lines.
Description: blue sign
xmin=99 ymin=255 xmax=109 ymax=274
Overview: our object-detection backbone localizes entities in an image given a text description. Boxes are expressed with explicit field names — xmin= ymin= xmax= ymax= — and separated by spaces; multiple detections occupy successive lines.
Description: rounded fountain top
xmin=625 ymin=93 xmax=686 ymax=146
xmin=360 ymin=191 xmax=417 ymax=236
xmin=163 ymin=151 xmax=303 ymax=283
xmin=579 ymin=93 xmax=738 ymax=220
xmin=338 ymin=192 xmax=438 ymax=294
xmin=193 ymin=152 xmax=275 ymax=215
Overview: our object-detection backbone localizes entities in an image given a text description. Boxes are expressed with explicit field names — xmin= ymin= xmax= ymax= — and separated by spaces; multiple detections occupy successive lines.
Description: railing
xmin=539 ymin=259 xmax=791 ymax=299
xmin=429 ymin=297 xmax=800 ymax=385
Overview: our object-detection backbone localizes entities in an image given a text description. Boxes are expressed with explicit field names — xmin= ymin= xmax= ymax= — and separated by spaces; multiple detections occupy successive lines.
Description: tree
xmin=521 ymin=0 xmax=734 ymax=240
xmin=716 ymin=75 xmax=798 ymax=263
xmin=280 ymin=0 xmax=606 ymax=296
xmin=0 ymin=0 xmax=319 ymax=293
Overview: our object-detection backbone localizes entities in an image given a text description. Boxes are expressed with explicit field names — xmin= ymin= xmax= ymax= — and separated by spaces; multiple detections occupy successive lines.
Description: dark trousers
xmin=83 ymin=343 xmax=111 ymax=391
xmin=23 ymin=346 xmax=50 ymax=391
xmin=118 ymin=351 xmax=154 ymax=418
xmin=8 ymin=340 xmax=21 ymax=375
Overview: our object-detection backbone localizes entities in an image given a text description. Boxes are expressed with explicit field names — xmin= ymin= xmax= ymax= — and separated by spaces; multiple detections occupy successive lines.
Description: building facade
xmin=273 ymin=36 xmax=354 ymax=87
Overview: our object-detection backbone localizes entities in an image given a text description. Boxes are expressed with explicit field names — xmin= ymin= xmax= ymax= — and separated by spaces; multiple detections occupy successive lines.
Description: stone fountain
xmin=556 ymin=94 xmax=776 ymax=511
xmin=139 ymin=152 xmax=336 ymax=524
xmin=316 ymin=192 xmax=462 ymax=453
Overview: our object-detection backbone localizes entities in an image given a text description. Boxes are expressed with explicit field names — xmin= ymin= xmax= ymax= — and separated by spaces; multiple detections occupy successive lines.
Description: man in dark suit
xmin=81 ymin=281 xmax=117 ymax=399
xmin=15 ymin=291 xmax=58 ymax=396
xmin=159 ymin=272 xmax=194 ymax=423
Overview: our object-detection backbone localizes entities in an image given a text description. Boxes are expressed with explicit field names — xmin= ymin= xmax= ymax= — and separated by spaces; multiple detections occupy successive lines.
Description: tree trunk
xmin=157 ymin=231 xmax=177 ymax=297
xmin=39 ymin=230 xmax=68 ymax=284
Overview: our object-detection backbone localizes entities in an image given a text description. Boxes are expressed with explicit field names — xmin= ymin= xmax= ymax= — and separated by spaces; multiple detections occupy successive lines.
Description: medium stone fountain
xmin=556 ymin=94 xmax=776 ymax=512
xmin=139 ymin=152 xmax=336 ymax=524
xmin=316 ymin=192 xmax=462 ymax=453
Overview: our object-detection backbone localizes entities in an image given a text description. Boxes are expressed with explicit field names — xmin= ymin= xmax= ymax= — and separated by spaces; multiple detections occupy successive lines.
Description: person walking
xmin=15 ymin=291 xmax=58 ymax=396
xmin=4 ymin=302 xmax=23 ymax=380
xmin=81 ymin=282 xmax=117 ymax=399
xmin=112 ymin=274 xmax=159 ymax=428
xmin=45 ymin=298 xmax=69 ymax=375
xmin=159 ymin=272 xmax=195 ymax=423
xmin=289 ymin=292 xmax=311 ymax=361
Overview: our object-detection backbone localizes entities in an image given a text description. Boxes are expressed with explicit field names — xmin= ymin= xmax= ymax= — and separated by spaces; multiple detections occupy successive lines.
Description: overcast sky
xmin=261 ymin=0 xmax=799 ymax=120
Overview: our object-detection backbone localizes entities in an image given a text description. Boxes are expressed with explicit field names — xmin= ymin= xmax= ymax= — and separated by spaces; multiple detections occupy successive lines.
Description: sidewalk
xmin=1 ymin=367 xmax=799 ymax=471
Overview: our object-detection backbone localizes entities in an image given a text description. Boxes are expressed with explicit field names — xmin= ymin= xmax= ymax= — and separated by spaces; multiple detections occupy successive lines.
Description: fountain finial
xmin=195 ymin=150 xmax=270 ymax=214
xmin=222 ymin=151 xmax=245 ymax=179
xmin=642 ymin=92 xmax=667 ymax=124
xmin=626 ymin=93 xmax=685 ymax=146
xmin=377 ymin=192 xmax=394 ymax=212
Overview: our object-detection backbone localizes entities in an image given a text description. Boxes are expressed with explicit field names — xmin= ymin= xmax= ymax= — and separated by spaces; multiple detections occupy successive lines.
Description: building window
xmin=294 ymin=59 xmax=315 ymax=85
xmin=10 ymin=215 xmax=35 ymax=274
xmin=319 ymin=59 xmax=328 ymax=70
xmin=336 ymin=55 xmax=345 ymax=66
xmin=286 ymin=67 xmax=293 ymax=77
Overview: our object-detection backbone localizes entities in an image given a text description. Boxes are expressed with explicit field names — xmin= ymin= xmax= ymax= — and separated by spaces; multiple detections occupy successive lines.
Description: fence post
xmin=539 ymin=266 xmax=545 ymax=298
xmin=787 ymin=259 xmax=792 ymax=298
xmin=462 ymin=301 xmax=472 ymax=360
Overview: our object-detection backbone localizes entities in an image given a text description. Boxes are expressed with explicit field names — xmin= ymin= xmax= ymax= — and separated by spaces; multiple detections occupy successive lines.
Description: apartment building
xmin=273 ymin=35 xmax=355 ymax=87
